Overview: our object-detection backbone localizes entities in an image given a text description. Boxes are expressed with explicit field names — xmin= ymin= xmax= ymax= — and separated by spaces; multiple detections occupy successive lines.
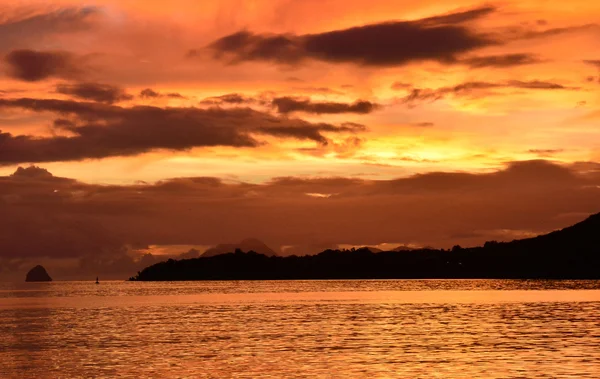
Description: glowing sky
xmin=1 ymin=0 xmax=600 ymax=279
xmin=1 ymin=0 xmax=599 ymax=182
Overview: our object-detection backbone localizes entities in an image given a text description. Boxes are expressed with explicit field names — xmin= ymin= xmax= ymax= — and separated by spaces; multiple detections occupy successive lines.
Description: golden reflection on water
xmin=0 ymin=280 xmax=599 ymax=378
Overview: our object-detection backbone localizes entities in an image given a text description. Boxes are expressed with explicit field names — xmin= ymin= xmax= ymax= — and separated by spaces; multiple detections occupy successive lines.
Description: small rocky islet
xmin=25 ymin=265 xmax=53 ymax=282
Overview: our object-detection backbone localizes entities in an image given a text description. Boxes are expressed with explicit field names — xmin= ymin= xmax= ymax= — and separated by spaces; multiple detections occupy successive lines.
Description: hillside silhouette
xmin=202 ymin=238 xmax=278 ymax=258
xmin=130 ymin=213 xmax=600 ymax=281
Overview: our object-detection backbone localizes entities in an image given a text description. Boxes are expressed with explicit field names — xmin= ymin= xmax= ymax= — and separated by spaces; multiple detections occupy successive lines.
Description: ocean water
xmin=1 ymin=280 xmax=599 ymax=378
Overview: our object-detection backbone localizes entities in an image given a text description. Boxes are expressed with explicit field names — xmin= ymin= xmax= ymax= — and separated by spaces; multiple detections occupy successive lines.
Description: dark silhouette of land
xmin=25 ymin=265 xmax=52 ymax=282
xmin=202 ymin=238 xmax=278 ymax=257
xmin=130 ymin=213 xmax=600 ymax=281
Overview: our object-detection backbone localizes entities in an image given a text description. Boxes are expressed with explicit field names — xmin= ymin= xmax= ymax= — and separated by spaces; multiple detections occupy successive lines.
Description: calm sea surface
xmin=1 ymin=280 xmax=599 ymax=378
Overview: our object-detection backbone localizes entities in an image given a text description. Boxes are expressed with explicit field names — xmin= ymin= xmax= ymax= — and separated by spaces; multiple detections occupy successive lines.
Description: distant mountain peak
xmin=393 ymin=245 xmax=418 ymax=252
xmin=202 ymin=238 xmax=277 ymax=258
xmin=239 ymin=238 xmax=268 ymax=245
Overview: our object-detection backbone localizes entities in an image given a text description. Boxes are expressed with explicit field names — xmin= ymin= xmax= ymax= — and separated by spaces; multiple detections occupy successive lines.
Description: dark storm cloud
xmin=584 ymin=60 xmax=600 ymax=68
xmin=291 ymin=87 xmax=343 ymax=95
xmin=391 ymin=82 xmax=412 ymax=90
xmin=411 ymin=122 xmax=435 ymax=127
xmin=140 ymin=88 xmax=186 ymax=99
xmin=203 ymin=6 xmax=595 ymax=69
xmin=0 ymin=98 xmax=363 ymax=164
xmin=56 ymin=82 xmax=133 ymax=104
xmin=11 ymin=165 xmax=55 ymax=179
xmin=506 ymin=80 xmax=571 ymax=89
xmin=199 ymin=93 xmax=255 ymax=105
xmin=203 ymin=6 xmax=497 ymax=67
xmin=528 ymin=149 xmax=564 ymax=156
xmin=515 ymin=24 xmax=599 ymax=40
xmin=401 ymin=81 xmax=499 ymax=103
xmin=2 ymin=160 xmax=600 ymax=275
xmin=0 ymin=166 xmax=123 ymax=260
xmin=272 ymin=97 xmax=380 ymax=114
xmin=255 ymin=122 xmax=365 ymax=145
xmin=295 ymin=136 xmax=364 ymax=159
xmin=399 ymin=80 xmax=577 ymax=104
xmin=0 ymin=7 xmax=98 ymax=52
xmin=418 ymin=6 xmax=496 ymax=24
xmin=140 ymin=88 xmax=160 ymax=98
xmin=462 ymin=53 xmax=542 ymax=68
xmin=4 ymin=50 xmax=81 ymax=81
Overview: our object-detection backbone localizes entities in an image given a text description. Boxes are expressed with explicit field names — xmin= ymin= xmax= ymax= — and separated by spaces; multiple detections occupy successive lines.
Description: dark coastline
xmin=130 ymin=213 xmax=600 ymax=281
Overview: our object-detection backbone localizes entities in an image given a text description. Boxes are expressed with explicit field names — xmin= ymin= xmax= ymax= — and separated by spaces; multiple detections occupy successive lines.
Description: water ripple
xmin=0 ymin=280 xmax=599 ymax=378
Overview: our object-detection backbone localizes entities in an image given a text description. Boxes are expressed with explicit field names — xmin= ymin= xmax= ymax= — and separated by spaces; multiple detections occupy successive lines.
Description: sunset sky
xmin=1 ymin=0 xmax=600 ymax=279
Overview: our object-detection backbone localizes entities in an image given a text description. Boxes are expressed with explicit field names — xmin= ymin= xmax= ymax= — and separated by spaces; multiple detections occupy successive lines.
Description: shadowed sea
xmin=1 ymin=280 xmax=599 ymax=378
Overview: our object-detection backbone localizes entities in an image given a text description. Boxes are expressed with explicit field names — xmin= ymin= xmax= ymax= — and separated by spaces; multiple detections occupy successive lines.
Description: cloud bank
xmin=2 ymin=160 xmax=600 ymax=279
xmin=0 ymin=98 xmax=364 ymax=164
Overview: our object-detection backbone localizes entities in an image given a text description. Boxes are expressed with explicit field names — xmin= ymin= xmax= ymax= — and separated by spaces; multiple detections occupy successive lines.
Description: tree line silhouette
xmin=130 ymin=213 xmax=600 ymax=281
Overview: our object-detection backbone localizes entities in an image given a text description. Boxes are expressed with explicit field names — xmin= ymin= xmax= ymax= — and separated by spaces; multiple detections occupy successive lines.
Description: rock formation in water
xmin=25 ymin=265 xmax=53 ymax=282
